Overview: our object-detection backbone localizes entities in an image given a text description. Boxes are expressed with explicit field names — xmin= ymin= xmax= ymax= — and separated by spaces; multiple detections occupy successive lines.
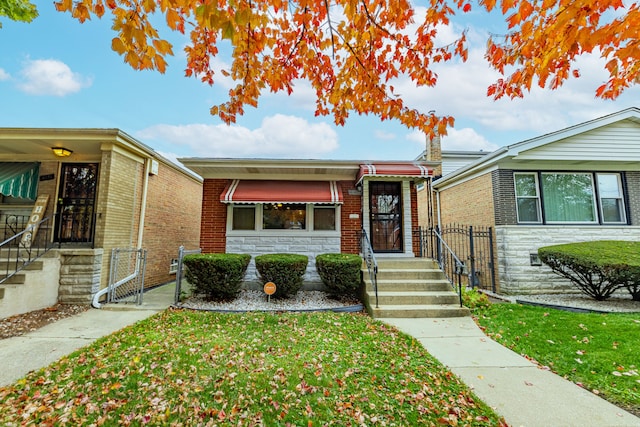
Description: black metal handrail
xmin=361 ymin=228 xmax=379 ymax=308
xmin=423 ymin=226 xmax=466 ymax=307
xmin=0 ymin=216 xmax=55 ymax=285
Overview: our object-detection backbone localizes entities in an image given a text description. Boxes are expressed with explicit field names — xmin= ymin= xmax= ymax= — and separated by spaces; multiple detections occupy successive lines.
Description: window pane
xmin=517 ymin=199 xmax=540 ymax=222
xmin=601 ymin=198 xmax=623 ymax=222
xmin=597 ymin=174 xmax=625 ymax=223
xmin=597 ymin=174 xmax=621 ymax=198
xmin=515 ymin=174 xmax=537 ymax=197
xmin=263 ymin=203 xmax=306 ymax=230
xmin=232 ymin=206 xmax=255 ymax=230
xmin=542 ymin=173 xmax=596 ymax=222
xmin=314 ymin=206 xmax=336 ymax=230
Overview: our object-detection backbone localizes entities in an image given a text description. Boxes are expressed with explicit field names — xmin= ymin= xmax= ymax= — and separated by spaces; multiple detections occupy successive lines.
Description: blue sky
xmin=1 ymin=3 xmax=638 ymax=166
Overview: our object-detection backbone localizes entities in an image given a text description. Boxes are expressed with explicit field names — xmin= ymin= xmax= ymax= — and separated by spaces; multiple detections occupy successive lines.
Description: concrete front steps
xmin=0 ymin=250 xmax=60 ymax=319
xmin=363 ymin=257 xmax=470 ymax=318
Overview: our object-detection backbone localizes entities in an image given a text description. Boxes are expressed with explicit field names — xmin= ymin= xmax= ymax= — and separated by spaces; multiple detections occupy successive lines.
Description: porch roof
xmin=356 ymin=162 xmax=432 ymax=183
xmin=221 ymin=180 xmax=343 ymax=204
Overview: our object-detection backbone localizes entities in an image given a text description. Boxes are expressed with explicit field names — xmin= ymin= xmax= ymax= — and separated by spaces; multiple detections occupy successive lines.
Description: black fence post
xmin=469 ymin=225 xmax=476 ymax=288
xmin=488 ymin=227 xmax=496 ymax=293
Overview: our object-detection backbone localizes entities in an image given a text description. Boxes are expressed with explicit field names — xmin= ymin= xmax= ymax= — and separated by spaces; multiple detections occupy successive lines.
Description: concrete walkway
xmin=0 ymin=284 xmax=174 ymax=387
xmin=382 ymin=317 xmax=640 ymax=427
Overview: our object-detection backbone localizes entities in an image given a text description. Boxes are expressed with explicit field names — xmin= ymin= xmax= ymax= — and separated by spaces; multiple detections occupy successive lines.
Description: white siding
xmin=516 ymin=120 xmax=640 ymax=161
xmin=496 ymin=225 xmax=640 ymax=294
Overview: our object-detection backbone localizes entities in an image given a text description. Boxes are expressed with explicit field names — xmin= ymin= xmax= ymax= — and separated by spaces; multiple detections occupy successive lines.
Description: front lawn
xmin=0 ymin=309 xmax=504 ymax=426
xmin=475 ymin=303 xmax=640 ymax=416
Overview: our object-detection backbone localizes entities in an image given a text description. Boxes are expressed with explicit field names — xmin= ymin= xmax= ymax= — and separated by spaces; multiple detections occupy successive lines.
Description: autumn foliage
xmin=52 ymin=0 xmax=639 ymax=136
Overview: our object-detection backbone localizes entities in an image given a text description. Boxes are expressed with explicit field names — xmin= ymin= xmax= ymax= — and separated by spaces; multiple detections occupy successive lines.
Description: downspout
xmin=137 ymin=158 xmax=151 ymax=250
xmin=92 ymin=157 xmax=151 ymax=309
xmin=436 ymin=188 xmax=442 ymax=229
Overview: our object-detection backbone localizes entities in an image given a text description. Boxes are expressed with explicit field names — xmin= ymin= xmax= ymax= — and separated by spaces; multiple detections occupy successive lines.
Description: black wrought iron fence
xmin=415 ymin=224 xmax=496 ymax=292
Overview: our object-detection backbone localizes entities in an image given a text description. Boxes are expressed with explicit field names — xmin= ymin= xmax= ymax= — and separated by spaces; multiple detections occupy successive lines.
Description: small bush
xmin=255 ymin=253 xmax=308 ymax=298
xmin=183 ymin=253 xmax=251 ymax=300
xmin=538 ymin=240 xmax=640 ymax=301
xmin=316 ymin=253 xmax=362 ymax=297
xmin=461 ymin=287 xmax=490 ymax=311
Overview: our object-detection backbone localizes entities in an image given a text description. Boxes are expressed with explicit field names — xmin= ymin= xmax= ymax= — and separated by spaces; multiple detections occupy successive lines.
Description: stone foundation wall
xmin=496 ymin=226 xmax=640 ymax=294
xmin=57 ymin=248 xmax=104 ymax=304
xmin=226 ymin=234 xmax=341 ymax=290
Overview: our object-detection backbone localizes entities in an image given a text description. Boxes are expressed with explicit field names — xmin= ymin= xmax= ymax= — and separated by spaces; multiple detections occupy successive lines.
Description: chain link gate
xmin=174 ymin=245 xmax=201 ymax=304
xmin=107 ymin=248 xmax=147 ymax=304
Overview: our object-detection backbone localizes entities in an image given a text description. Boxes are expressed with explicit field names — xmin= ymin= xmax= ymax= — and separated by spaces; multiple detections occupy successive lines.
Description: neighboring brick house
xmin=179 ymin=158 xmax=434 ymax=288
xmin=432 ymin=107 xmax=640 ymax=295
xmin=0 ymin=129 xmax=202 ymax=318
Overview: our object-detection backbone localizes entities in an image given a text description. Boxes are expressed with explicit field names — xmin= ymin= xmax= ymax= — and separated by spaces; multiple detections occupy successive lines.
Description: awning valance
xmin=0 ymin=162 xmax=39 ymax=200
xmin=356 ymin=163 xmax=432 ymax=183
xmin=221 ymin=180 xmax=343 ymax=204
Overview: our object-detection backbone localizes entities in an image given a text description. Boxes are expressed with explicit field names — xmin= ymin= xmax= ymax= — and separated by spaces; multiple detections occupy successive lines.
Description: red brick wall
xmin=143 ymin=162 xmax=203 ymax=287
xmin=200 ymin=179 xmax=229 ymax=253
xmin=340 ymin=181 xmax=362 ymax=254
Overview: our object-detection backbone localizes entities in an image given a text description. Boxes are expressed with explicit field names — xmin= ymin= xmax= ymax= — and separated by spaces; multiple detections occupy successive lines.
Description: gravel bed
xmin=177 ymin=290 xmax=363 ymax=312
xmin=490 ymin=292 xmax=640 ymax=313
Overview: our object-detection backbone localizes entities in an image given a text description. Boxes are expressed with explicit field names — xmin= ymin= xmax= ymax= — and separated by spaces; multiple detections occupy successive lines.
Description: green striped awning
xmin=0 ymin=162 xmax=40 ymax=200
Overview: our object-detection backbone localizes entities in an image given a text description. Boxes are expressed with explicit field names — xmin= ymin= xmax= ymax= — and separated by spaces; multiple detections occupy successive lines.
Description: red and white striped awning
xmin=220 ymin=180 xmax=343 ymax=204
xmin=356 ymin=163 xmax=432 ymax=183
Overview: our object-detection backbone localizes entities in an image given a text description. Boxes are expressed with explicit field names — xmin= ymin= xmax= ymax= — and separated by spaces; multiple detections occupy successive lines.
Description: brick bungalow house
xmin=178 ymin=158 xmax=435 ymax=288
xmin=431 ymin=107 xmax=640 ymax=294
xmin=0 ymin=129 xmax=202 ymax=318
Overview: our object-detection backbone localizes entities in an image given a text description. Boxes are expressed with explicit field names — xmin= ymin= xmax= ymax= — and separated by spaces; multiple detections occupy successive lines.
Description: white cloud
xmin=378 ymin=19 xmax=640 ymax=145
xmin=406 ymin=126 xmax=498 ymax=153
xmin=136 ymin=114 xmax=339 ymax=158
xmin=440 ymin=128 xmax=499 ymax=151
xmin=374 ymin=130 xmax=396 ymax=140
xmin=17 ymin=59 xmax=92 ymax=96
xmin=0 ymin=69 xmax=9 ymax=81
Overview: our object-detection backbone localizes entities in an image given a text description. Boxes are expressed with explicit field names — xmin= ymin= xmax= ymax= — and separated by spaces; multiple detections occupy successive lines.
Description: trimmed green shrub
xmin=538 ymin=240 xmax=640 ymax=301
xmin=316 ymin=253 xmax=362 ymax=297
xmin=183 ymin=253 xmax=251 ymax=300
xmin=255 ymin=253 xmax=308 ymax=298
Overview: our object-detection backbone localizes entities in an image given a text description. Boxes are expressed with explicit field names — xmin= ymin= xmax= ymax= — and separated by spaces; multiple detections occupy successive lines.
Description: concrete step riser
xmin=373 ymin=260 xmax=439 ymax=270
xmin=0 ymin=261 xmax=43 ymax=271
xmin=368 ymin=293 xmax=459 ymax=306
xmin=1 ymin=274 xmax=25 ymax=285
xmin=371 ymin=307 xmax=470 ymax=318
xmin=375 ymin=270 xmax=445 ymax=280
xmin=364 ymin=280 xmax=453 ymax=292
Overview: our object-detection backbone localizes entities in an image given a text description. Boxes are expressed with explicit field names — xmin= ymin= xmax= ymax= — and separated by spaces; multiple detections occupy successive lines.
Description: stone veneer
xmin=496 ymin=225 xmax=640 ymax=294
xmin=57 ymin=248 xmax=104 ymax=304
xmin=226 ymin=234 xmax=340 ymax=290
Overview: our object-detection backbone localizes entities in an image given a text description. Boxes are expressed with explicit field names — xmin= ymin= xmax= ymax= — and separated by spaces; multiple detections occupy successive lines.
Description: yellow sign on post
xmin=21 ymin=194 xmax=49 ymax=250
xmin=264 ymin=282 xmax=276 ymax=302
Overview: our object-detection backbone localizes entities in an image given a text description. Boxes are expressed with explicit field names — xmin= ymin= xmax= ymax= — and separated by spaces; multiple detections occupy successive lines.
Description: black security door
xmin=55 ymin=163 xmax=98 ymax=244
xmin=369 ymin=182 xmax=402 ymax=252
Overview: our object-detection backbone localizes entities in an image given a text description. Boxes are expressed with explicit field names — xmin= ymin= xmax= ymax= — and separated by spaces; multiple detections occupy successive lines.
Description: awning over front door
xmin=356 ymin=163 xmax=432 ymax=183
xmin=0 ymin=162 xmax=39 ymax=200
xmin=220 ymin=180 xmax=343 ymax=204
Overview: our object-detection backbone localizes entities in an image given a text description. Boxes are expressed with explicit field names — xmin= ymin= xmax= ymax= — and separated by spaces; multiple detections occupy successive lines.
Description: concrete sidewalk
xmin=0 ymin=283 xmax=174 ymax=387
xmin=382 ymin=317 xmax=640 ymax=427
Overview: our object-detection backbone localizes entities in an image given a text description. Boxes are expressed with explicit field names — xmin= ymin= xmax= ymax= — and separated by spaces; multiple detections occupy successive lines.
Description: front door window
xmin=55 ymin=164 xmax=98 ymax=244
xmin=369 ymin=182 xmax=402 ymax=252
